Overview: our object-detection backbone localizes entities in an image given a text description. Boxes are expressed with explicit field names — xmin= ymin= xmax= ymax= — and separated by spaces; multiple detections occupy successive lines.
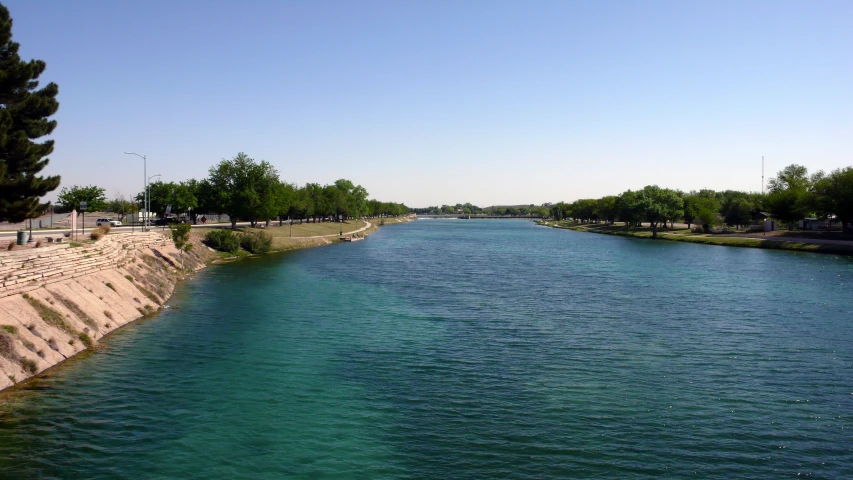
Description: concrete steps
xmin=0 ymin=232 xmax=171 ymax=298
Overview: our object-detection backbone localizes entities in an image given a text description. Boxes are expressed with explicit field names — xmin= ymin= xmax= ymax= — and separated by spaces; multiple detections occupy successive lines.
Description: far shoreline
xmin=537 ymin=220 xmax=853 ymax=256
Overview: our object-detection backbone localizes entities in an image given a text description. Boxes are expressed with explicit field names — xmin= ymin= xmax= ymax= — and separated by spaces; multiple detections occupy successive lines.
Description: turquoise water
xmin=1 ymin=220 xmax=852 ymax=478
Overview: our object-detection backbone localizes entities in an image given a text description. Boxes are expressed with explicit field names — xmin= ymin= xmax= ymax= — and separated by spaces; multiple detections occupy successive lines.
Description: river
xmin=1 ymin=220 xmax=851 ymax=478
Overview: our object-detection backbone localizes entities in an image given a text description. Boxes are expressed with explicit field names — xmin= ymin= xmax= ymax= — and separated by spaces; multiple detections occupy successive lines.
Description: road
xmin=0 ymin=220 xmax=375 ymax=240
xmin=0 ymin=222 xmax=255 ymax=240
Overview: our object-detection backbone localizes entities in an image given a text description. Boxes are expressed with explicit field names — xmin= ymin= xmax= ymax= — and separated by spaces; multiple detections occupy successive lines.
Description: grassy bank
xmin=538 ymin=220 xmax=853 ymax=256
xmin=197 ymin=216 xmax=414 ymax=260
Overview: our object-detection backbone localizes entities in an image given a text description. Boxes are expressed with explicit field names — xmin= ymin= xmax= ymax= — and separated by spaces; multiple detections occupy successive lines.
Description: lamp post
xmin=148 ymin=174 xmax=161 ymax=226
xmin=125 ymin=152 xmax=147 ymax=230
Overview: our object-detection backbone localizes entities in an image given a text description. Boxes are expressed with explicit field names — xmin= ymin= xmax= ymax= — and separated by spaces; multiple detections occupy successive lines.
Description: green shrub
xmin=77 ymin=332 xmax=94 ymax=349
xmin=19 ymin=358 xmax=37 ymax=374
xmin=1 ymin=325 xmax=17 ymax=335
xmin=240 ymin=231 xmax=272 ymax=255
xmin=104 ymin=282 xmax=116 ymax=291
xmin=205 ymin=229 xmax=241 ymax=254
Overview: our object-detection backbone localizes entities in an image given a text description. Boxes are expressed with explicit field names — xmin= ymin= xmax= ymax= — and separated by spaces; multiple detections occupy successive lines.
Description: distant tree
xmin=694 ymin=196 xmax=721 ymax=233
xmin=767 ymin=164 xmax=810 ymax=192
xmin=766 ymin=164 xmax=812 ymax=227
xmin=617 ymin=190 xmax=643 ymax=227
xmin=170 ymin=223 xmax=192 ymax=269
xmin=207 ymin=153 xmax=281 ymax=229
xmin=598 ymin=196 xmax=619 ymax=224
xmin=56 ymin=185 xmax=107 ymax=213
xmin=0 ymin=5 xmax=61 ymax=222
xmin=720 ymin=192 xmax=755 ymax=229
xmin=108 ymin=193 xmax=132 ymax=221
xmin=639 ymin=186 xmax=681 ymax=237
xmin=137 ymin=180 xmax=198 ymax=218
xmin=275 ymin=182 xmax=296 ymax=225
xmin=812 ymin=167 xmax=853 ymax=233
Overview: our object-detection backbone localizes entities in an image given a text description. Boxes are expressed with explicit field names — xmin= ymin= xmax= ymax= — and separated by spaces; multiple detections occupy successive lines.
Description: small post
xmin=80 ymin=201 xmax=88 ymax=239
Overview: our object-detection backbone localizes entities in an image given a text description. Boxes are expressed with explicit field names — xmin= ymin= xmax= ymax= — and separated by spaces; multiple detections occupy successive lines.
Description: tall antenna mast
xmin=761 ymin=156 xmax=764 ymax=195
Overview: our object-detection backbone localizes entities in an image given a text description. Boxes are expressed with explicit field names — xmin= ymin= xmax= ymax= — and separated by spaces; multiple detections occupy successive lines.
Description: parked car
xmin=154 ymin=217 xmax=181 ymax=226
xmin=96 ymin=218 xmax=122 ymax=227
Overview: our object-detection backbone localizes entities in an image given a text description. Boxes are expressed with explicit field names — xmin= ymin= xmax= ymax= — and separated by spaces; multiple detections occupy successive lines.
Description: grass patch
xmin=132 ymin=282 xmax=161 ymax=305
xmin=22 ymin=294 xmax=76 ymax=335
xmin=250 ymin=219 xmax=367 ymax=238
xmin=19 ymin=357 xmax=37 ymax=374
xmin=53 ymin=294 xmax=98 ymax=329
xmin=0 ymin=331 xmax=38 ymax=374
xmin=1 ymin=325 xmax=17 ymax=335
xmin=77 ymin=332 xmax=94 ymax=349
xmin=69 ymin=242 xmax=83 ymax=248
xmin=0 ymin=332 xmax=16 ymax=361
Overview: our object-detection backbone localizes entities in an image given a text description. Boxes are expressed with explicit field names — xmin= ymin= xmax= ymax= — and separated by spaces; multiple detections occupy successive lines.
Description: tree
xmin=56 ymin=185 xmax=107 ymax=213
xmin=598 ymin=196 xmax=619 ymax=224
xmin=639 ymin=186 xmax=681 ymax=237
xmin=170 ymin=223 xmax=192 ymax=270
xmin=207 ymin=153 xmax=281 ymax=229
xmin=617 ymin=191 xmax=643 ymax=227
xmin=139 ymin=180 xmax=199 ymax=218
xmin=0 ymin=5 xmax=61 ymax=223
xmin=693 ymin=196 xmax=721 ymax=233
xmin=812 ymin=167 xmax=853 ymax=233
xmin=720 ymin=192 xmax=756 ymax=229
xmin=108 ymin=193 xmax=133 ymax=221
xmin=766 ymin=164 xmax=812 ymax=227
xmin=768 ymin=164 xmax=810 ymax=192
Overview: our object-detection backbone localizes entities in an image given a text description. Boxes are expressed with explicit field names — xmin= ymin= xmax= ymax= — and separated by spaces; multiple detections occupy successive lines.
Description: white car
xmin=96 ymin=218 xmax=122 ymax=227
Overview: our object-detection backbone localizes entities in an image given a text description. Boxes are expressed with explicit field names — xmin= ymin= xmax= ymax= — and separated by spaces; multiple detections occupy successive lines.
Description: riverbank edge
xmin=537 ymin=221 xmax=853 ymax=256
xmin=208 ymin=215 xmax=415 ymax=261
xmin=0 ymin=217 xmax=415 ymax=395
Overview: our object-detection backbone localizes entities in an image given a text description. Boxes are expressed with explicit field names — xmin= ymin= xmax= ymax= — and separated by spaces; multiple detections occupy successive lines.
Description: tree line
xmin=550 ymin=164 xmax=853 ymax=236
xmin=55 ymin=152 xmax=409 ymax=228
xmin=412 ymin=203 xmax=550 ymax=217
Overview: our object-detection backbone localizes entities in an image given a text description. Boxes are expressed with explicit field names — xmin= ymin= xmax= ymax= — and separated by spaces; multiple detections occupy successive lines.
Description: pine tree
xmin=0 ymin=4 xmax=60 ymax=223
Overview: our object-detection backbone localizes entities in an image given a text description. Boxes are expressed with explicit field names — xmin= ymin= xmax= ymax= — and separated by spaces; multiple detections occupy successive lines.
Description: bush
xmin=240 ymin=231 xmax=272 ymax=255
xmin=90 ymin=226 xmax=107 ymax=240
xmin=204 ymin=229 xmax=240 ymax=254
xmin=20 ymin=358 xmax=37 ymax=374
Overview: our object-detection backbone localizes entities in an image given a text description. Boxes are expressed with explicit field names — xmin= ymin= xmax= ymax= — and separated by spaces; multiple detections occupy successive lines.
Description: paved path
xmin=302 ymin=220 xmax=372 ymax=238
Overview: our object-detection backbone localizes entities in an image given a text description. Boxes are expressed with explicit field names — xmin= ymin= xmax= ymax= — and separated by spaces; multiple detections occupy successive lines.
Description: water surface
xmin=1 ymin=220 xmax=851 ymax=478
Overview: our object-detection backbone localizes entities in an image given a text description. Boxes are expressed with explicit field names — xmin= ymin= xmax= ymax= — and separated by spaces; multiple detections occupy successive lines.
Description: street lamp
xmin=148 ymin=174 xmax=161 ymax=225
xmin=125 ymin=152 xmax=147 ymax=230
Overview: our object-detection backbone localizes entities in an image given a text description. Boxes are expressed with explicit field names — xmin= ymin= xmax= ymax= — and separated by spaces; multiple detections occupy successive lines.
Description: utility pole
xmin=762 ymin=156 xmax=764 ymax=195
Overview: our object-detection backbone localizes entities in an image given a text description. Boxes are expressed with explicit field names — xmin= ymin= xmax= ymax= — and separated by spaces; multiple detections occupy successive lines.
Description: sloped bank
xmin=0 ymin=232 xmax=211 ymax=392
xmin=538 ymin=220 xmax=853 ymax=256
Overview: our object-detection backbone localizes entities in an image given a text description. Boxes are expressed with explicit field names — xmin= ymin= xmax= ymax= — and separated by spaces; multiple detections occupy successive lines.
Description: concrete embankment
xmin=0 ymin=232 xmax=208 ymax=392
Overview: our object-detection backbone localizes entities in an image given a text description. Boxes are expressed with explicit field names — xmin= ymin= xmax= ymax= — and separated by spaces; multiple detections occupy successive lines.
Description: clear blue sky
xmin=6 ymin=0 xmax=852 ymax=207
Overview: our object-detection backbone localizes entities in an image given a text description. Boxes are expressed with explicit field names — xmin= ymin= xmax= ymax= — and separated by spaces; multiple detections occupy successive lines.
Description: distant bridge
xmin=416 ymin=214 xmax=543 ymax=220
